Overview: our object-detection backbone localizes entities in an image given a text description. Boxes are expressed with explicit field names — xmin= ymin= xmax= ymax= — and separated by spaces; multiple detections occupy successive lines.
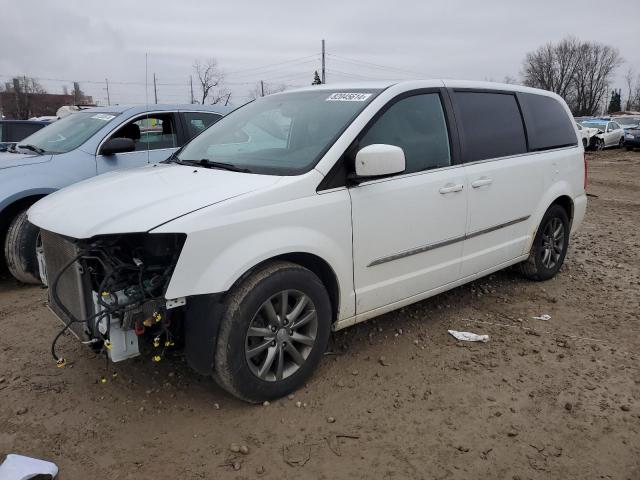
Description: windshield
xmin=19 ymin=111 xmax=119 ymax=154
xmin=580 ymin=122 xmax=606 ymax=131
xmin=177 ymin=89 xmax=381 ymax=175
xmin=616 ymin=117 xmax=639 ymax=127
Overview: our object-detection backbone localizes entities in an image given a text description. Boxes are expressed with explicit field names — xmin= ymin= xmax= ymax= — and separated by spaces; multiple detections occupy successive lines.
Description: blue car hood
xmin=0 ymin=151 xmax=52 ymax=170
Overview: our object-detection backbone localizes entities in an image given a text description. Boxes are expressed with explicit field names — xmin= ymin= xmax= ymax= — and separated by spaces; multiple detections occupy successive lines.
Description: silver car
xmin=0 ymin=104 xmax=230 ymax=283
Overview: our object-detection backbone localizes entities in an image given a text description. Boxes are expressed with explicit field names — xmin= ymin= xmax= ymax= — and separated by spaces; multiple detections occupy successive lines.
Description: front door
xmin=97 ymin=112 xmax=180 ymax=174
xmin=350 ymin=92 xmax=467 ymax=314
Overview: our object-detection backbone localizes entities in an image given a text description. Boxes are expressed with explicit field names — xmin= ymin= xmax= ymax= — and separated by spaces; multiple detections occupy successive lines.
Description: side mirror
xmin=354 ymin=144 xmax=405 ymax=178
xmin=100 ymin=137 xmax=136 ymax=156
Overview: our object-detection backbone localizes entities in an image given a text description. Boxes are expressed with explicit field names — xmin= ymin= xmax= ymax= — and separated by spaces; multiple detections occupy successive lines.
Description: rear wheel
xmin=520 ymin=205 xmax=570 ymax=281
xmin=213 ymin=261 xmax=331 ymax=402
xmin=619 ymin=138 xmax=625 ymax=148
xmin=4 ymin=209 xmax=41 ymax=284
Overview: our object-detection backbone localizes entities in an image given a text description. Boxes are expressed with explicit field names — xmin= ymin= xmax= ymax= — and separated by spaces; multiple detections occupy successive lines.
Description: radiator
xmin=41 ymin=230 xmax=93 ymax=341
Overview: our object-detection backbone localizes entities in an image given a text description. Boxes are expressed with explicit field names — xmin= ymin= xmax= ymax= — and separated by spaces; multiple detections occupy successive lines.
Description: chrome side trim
xmin=367 ymin=215 xmax=531 ymax=267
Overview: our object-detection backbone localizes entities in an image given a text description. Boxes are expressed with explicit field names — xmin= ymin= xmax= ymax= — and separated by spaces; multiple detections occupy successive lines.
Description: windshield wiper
xmin=183 ymin=159 xmax=252 ymax=173
xmin=17 ymin=144 xmax=45 ymax=155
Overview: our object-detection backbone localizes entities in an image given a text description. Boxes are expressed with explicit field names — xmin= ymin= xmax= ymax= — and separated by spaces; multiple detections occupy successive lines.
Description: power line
xmin=327 ymin=53 xmax=428 ymax=77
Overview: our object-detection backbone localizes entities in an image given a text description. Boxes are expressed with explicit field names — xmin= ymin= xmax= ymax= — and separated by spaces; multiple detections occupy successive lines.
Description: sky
xmin=1 ymin=0 xmax=639 ymax=107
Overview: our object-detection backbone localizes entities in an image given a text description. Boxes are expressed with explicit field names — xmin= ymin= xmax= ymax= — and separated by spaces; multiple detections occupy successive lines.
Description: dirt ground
xmin=1 ymin=149 xmax=639 ymax=480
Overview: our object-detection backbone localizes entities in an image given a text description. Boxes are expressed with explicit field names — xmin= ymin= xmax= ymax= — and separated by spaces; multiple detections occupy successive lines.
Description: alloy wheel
xmin=540 ymin=217 xmax=565 ymax=269
xmin=245 ymin=290 xmax=318 ymax=382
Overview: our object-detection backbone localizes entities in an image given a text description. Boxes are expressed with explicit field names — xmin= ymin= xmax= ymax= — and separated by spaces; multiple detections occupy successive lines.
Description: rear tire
xmin=619 ymin=138 xmax=624 ymax=148
xmin=213 ymin=261 xmax=331 ymax=403
xmin=4 ymin=209 xmax=41 ymax=284
xmin=519 ymin=205 xmax=570 ymax=281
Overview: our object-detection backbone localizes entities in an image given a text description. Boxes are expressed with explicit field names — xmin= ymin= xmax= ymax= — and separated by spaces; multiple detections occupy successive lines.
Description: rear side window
xmin=454 ymin=92 xmax=527 ymax=162
xmin=183 ymin=112 xmax=223 ymax=139
xmin=8 ymin=123 xmax=44 ymax=141
xmin=518 ymin=93 xmax=577 ymax=151
xmin=359 ymin=93 xmax=451 ymax=174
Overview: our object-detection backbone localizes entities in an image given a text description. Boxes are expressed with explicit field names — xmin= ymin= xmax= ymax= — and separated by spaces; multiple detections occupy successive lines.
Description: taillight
xmin=583 ymin=153 xmax=588 ymax=190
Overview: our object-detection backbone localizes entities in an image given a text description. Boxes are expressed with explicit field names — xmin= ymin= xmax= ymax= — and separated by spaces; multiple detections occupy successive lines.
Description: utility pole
xmin=321 ymin=39 xmax=326 ymax=84
xmin=153 ymin=73 xmax=158 ymax=104
xmin=105 ymin=78 xmax=111 ymax=106
xmin=260 ymin=80 xmax=265 ymax=97
xmin=190 ymin=76 xmax=194 ymax=104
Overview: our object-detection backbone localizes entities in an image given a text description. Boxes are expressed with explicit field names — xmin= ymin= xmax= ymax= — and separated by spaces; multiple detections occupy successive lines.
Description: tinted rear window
xmin=454 ymin=92 xmax=527 ymax=162
xmin=518 ymin=93 xmax=577 ymax=151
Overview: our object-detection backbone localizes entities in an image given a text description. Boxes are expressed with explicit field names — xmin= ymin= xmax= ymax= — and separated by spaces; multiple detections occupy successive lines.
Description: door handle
xmin=471 ymin=177 xmax=493 ymax=188
xmin=439 ymin=183 xmax=464 ymax=194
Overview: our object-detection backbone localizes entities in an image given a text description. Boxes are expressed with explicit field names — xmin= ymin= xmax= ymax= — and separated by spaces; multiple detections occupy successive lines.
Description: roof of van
xmin=83 ymin=104 xmax=233 ymax=115
xmin=284 ymin=80 xmax=560 ymax=97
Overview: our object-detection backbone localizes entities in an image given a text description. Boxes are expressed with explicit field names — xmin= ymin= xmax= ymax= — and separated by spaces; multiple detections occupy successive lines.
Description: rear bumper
xmin=571 ymin=193 xmax=587 ymax=234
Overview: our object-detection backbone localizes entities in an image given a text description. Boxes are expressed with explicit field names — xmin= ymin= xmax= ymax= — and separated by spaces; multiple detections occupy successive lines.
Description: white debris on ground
xmin=0 ymin=454 xmax=58 ymax=480
xmin=532 ymin=314 xmax=552 ymax=321
xmin=447 ymin=330 xmax=489 ymax=343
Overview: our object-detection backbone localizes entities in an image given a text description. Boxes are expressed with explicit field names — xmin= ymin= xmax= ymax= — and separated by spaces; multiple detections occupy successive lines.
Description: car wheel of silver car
xmin=213 ymin=261 xmax=331 ymax=403
xmin=519 ymin=204 xmax=570 ymax=281
xmin=596 ymin=138 xmax=605 ymax=151
xmin=618 ymin=138 xmax=624 ymax=148
xmin=4 ymin=208 xmax=42 ymax=284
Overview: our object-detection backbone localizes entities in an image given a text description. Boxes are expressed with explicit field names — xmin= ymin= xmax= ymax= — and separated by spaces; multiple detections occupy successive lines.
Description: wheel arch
xmin=0 ymin=191 xmax=53 ymax=251
xmin=550 ymin=195 xmax=574 ymax=225
xmin=229 ymin=252 xmax=341 ymax=324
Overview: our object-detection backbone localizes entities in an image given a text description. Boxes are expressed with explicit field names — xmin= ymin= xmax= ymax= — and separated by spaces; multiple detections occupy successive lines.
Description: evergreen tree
xmin=312 ymin=71 xmax=322 ymax=85
xmin=607 ymin=89 xmax=621 ymax=113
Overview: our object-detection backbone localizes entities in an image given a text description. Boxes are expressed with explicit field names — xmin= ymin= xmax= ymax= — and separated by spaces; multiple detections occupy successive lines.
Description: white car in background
xmin=580 ymin=120 xmax=624 ymax=150
xmin=576 ymin=122 xmax=598 ymax=149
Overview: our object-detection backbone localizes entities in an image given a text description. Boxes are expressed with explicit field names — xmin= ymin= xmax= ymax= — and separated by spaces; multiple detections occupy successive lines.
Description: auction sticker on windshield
xmin=326 ymin=92 xmax=372 ymax=102
xmin=91 ymin=114 xmax=116 ymax=121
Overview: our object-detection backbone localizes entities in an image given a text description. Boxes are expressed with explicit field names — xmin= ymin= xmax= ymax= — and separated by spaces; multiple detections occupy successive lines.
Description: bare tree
xmin=503 ymin=75 xmax=518 ymax=85
xmin=624 ymin=68 xmax=635 ymax=111
xmin=193 ymin=58 xmax=224 ymax=104
xmin=522 ymin=37 xmax=622 ymax=116
xmin=247 ymin=81 xmax=286 ymax=101
xmin=8 ymin=76 xmax=47 ymax=118
xmin=572 ymin=42 xmax=623 ymax=116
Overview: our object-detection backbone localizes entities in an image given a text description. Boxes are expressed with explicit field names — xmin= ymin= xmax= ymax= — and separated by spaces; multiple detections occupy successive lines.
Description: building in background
xmin=0 ymin=78 xmax=93 ymax=119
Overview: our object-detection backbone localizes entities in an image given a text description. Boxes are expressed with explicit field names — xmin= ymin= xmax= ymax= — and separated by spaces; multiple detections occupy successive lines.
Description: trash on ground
xmin=0 ymin=454 xmax=58 ymax=480
xmin=532 ymin=314 xmax=551 ymax=321
xmin=448 ymin=330 xmax=489 ymax=343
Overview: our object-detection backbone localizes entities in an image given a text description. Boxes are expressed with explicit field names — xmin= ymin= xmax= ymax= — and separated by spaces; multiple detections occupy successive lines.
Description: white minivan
xmin=29 ymin=80 xmax=587 ymax=402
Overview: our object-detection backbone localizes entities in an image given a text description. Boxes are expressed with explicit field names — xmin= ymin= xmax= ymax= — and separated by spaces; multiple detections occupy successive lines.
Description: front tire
xmin=4 ymin=209 xmax=41 ymax=284
xmin=213 ymin=261 xmax=331 ymax=402
xmin=520 ymin=205 xmax=570 ymax=281
xmin=595 ymin=138 xmax=605 ymax=151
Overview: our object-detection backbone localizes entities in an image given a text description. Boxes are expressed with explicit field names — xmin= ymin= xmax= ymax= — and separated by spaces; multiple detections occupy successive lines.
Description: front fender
xmin=157 ymin=187 xmax=355 ymax=320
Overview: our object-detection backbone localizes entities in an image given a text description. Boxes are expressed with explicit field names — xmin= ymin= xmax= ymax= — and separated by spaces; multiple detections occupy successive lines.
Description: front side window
xmin=359 ymin=93 xmax=451 ymax=174
xmin=183 ymin=112 xmax=222 ymax=139
xmin=177 ymin=89 xmax=380 ymax=175
xmin=108 ymin=113 xmax=177 ymax=152
xmin=455 ymin=92 xmax=527 ymax=162
xmin=16 ymin=112 xmax=119 ymax=154
xmin=610 ymin=122 xmax=620 ymax=130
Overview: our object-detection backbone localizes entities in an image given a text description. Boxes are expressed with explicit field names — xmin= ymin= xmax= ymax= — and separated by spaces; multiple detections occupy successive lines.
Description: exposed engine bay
xmin=39 ymin=230 xmax=186 ymax=366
